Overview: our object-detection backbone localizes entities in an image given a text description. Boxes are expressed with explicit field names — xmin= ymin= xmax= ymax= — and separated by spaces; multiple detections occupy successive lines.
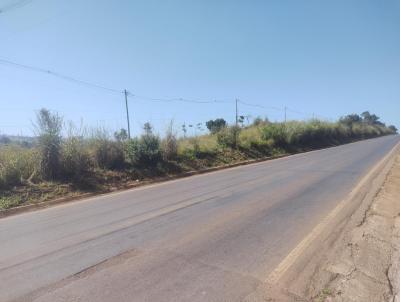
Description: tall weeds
xmin=0 ymin=146 xmax=37 ymax=189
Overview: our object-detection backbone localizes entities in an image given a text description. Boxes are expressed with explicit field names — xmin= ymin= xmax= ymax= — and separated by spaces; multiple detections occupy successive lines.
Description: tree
xmin=238 ymin=115 xmax=245 ymax=127
xmin=361 ymin=111 xmax=381 ymax=125
xmin=0 ymin=135 xmax=11 ymax=144
xmin=143 ymin=122 xmax=153 ymax=135
xmin=161 ymin=121 xmax=178 ymax=160
xmin=206 ymin=118 xmax=227 ymax=134
xmin=34 ymin=108 xmax=63 ymax=180
xmin=114 ymin=128 xmax=128 ymax=141
xmin=182 ymin=123 xmax=187 ymax=138
xmin=339 ymin=114 xmax=362 ymax=127
xmin=389 ymin=125 xmax=398 ymax=133
xmin=252 ymin=116 xmax=269 ymax=126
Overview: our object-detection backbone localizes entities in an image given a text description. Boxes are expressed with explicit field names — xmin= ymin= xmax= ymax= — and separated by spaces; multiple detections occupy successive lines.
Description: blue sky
xmin=0 ymin=0 xmax=399 ymax=136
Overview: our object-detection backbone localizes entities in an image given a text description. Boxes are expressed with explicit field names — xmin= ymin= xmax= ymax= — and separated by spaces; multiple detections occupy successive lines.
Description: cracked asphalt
xmin=313 ymin=150 xmax=400 ymax=301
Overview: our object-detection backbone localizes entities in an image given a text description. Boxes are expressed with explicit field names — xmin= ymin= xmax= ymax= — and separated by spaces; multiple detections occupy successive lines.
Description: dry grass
xmin=0 ymin=145 xmax=37 ymax=189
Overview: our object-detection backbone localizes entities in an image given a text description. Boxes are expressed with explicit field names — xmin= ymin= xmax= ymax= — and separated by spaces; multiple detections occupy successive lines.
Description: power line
xmin=286 ymin=107 xmax=309 ymax=116
xmin=0 ymin=0 xmax=32 ymax=14
xmin=0 ymin=57 xmax=333 ymax=126
xmin=239 ymin=101 xmax=331 ymax=121
xmin=238 ymin=100 xmax=283 ymax=111
xmin=129 ymin=93 xmax=231 ymax=104
xmin=0 ymin=58 xmax=123 ymax=94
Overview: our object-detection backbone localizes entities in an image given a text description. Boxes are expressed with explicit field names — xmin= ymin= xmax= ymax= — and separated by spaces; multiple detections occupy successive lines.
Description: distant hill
xmin=0 ymin=135 xmax=37 ymax=147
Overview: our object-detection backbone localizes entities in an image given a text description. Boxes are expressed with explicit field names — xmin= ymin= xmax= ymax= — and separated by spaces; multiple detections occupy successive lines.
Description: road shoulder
xmin=258 ymin=142 xmax=400 ymax=301
xmin=308 ymin=151 xmax=400 ymax=301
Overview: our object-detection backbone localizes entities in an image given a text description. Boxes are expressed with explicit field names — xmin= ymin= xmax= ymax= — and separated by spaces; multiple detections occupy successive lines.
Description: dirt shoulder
xmin=308 ymin=152 xmax=400 ymax=301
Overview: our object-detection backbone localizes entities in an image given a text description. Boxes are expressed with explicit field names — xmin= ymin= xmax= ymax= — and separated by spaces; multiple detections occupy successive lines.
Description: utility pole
xmin=124 ymin=89 xmax=131 ymax=139
xmin=235 ymin=99 xmax=238 ymax=127
xmin=235 ymin=99 xmax=239 ymax=148
xmin=284 ymin=106 xmax=287 ymax=123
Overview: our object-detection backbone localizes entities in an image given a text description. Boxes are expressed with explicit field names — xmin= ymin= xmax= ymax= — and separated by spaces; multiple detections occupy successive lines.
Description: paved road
xmin=0 ymin=136 xmax=399 ymax=302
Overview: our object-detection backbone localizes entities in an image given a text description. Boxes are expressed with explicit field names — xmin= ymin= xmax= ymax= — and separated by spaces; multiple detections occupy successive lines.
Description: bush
xmin=238 ymin=126 xmax=266 ymax=149
xmin=126 ymin=123 xmax=162 ymax=166
xmin=161 ymin=122 xmax=178 ymax=160
xmin=61 ymin=136 xmax=91 ymax=181
xmin=0 ymin=196 xmax=23 ymax=209
xmin=94 ymin=140 xmax=125 ymax=170
xmin=91 ymin=129 xmax=125 ymax=170
xmin=284 ymin=121 xmax=353 ymax=148
xmin=261 ymin=123 xmax=287 ymax=147
xmin=217 ymin=126 xmax=239 ymax=148
xmin=288 ymin=121 xmax=333 ymax=147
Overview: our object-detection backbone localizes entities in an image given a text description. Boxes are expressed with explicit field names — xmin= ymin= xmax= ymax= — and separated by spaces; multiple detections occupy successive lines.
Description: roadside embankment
xmin=1 ymin=109 xmax=397 ymax=213
xmin=310 ymin=152 xmax=400 ymax=301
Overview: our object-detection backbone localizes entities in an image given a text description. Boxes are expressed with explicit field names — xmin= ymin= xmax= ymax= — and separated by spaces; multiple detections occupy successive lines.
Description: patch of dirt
xmin=309 ymin=153 xmax=400 ymax=301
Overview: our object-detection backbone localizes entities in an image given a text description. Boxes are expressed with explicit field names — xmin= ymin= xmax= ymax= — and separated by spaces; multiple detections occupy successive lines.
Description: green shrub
xmin=93 ymin=139 xmax=125 ymax=170
xmin=295 ymin=121 xmax=331 ymax=147
xmin=0 ymin=196 xmax=23 ymax=209
xmin=333 ymin=123 xmax=351 ymax=142
xmin=196 ymin=135 xmax=218 ymax=153
xmin=285 ymin=120 xmax=350 ymax=148
xmin=217 ymin=126 xmax=239 ymax=148
xmin=239 ymin=126 xmax=266 ymax=149
xmin=126 ymin=123 xmax=161 ymax=166
xmin=178 ymin=137 xmax=201 ymax=159
xmin=61 ymin=136 xmax=91 ymax=181
xmin=261 ymin=123 xmax=287 ymax=147
xmin=90 ymin=129 xmax=125 ymax=170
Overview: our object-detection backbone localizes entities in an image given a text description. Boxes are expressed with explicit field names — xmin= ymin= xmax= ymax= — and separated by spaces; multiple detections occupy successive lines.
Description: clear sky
xmin=0 ymin=0 xmax=399 ymax=137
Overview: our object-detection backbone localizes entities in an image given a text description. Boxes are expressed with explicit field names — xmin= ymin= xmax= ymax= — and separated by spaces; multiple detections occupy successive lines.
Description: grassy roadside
xmin=0 ymin=110 xmax=397 ymax=211
xmin=0 ymin=146 xmax=284 ymax=211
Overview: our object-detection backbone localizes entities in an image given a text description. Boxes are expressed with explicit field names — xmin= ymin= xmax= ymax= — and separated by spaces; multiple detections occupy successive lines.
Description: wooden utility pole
xmin=124 ymin=89 xmax=131 ymax=139
xmin=284 ymin=106 xmax=287 ymax=123
xmin=235 ymin=99 xmax=239 ymax=148
xmin=235 ymin=99 xmax=238 ymax=127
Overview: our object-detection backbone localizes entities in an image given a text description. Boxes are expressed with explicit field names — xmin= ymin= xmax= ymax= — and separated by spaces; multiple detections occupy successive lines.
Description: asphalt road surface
xmin=1 ymin=136 xmax=399 ymax=302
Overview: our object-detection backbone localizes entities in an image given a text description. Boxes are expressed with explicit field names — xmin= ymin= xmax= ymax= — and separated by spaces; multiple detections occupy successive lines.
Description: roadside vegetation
xmin=0 ymin=109 xmax=397 ymax=210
